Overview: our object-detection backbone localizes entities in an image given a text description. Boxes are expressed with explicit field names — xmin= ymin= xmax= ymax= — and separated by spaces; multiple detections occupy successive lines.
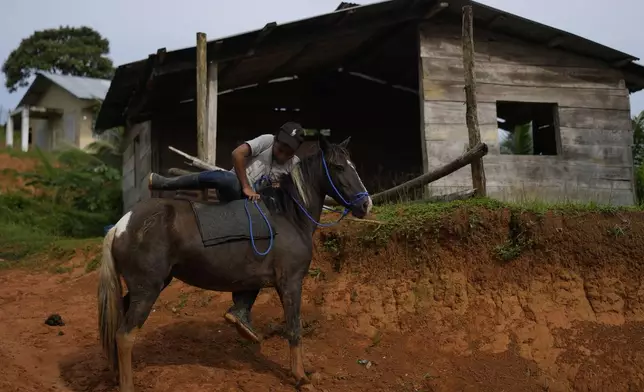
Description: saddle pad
xmin=190 ymin=199 xmax=278 ymax=247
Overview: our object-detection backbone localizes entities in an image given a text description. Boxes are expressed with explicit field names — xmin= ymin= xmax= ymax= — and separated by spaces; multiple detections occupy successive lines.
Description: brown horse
xmin=97 ymin=136 xmax=372 ymax=391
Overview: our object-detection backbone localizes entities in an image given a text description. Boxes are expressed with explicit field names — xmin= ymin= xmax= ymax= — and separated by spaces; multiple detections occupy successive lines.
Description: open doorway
xmin=214 ymin=24 xmax=424 ymax=193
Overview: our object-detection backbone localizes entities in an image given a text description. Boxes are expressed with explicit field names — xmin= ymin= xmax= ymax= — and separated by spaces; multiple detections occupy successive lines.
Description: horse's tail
xmin=97 ymin=226 xmax=123 ymax=371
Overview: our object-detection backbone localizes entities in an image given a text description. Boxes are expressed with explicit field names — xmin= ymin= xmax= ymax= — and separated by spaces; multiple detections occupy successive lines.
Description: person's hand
xmin=243 ymin=186 xmax=260 ymax=202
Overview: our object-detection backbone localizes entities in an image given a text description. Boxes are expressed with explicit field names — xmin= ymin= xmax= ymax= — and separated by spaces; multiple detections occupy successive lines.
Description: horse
xmin=97 ymin=136 xmax=372 ymax=391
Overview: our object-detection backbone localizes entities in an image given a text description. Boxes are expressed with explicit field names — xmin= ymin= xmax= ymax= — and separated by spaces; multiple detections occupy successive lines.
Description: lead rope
xmin=246 ymin=151 xmax=370 ymax=255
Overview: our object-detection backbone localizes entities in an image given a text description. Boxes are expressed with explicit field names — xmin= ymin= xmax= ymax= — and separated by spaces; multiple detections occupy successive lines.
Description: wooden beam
xmin=612 ymin=58 xmax=632 ymax=68
xmin=207 ymin=62 xmax=218 ymax=165
xmin=486 ymin=14 xmax=505 ymax=27
xmin=547 ymin=35 xmax=564 ymax=48
xmin=247 ymin=22 xmax=277 ymax=56
xmin=423 ymin=1 xmax=449 ymax=19
xmin=368 ymin=142 xmax=488 ymax=204
xmin=462 ymin=5 xmax=486 ymax=197
xmin=168 ymin=146 xmax=225 ymax=171
xmin=123 ymin=54 xmax=155 ymax=120
xmin=196 ymin=32 xmax=208 ymax=162
xmin=196 ymin=32 xmax=209 ymax=202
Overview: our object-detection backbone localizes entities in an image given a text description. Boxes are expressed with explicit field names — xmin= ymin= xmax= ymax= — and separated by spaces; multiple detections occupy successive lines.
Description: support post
xmin=21 ymin=107 xmax=29 ymax=152
xmin=6 ymin=114 xmax=13 ymax=148
xmin=196 ymin=32 xmax=208 ymax=161
xmin=461 ymin=5 xmax=486 ymax=197
xmin=196 ymin=32 xmax=208 ymax=200
xmin=207 ymin=62 xmax=218 ymax=165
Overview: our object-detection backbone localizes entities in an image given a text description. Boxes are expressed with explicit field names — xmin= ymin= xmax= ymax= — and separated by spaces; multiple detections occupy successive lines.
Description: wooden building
xmin=94 ymin=0 xmax=644 ymax=212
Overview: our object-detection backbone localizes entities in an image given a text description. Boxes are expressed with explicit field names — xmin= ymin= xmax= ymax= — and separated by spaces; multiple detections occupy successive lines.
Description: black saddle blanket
xmin=190 ymin=199 xmax=278 ymax=247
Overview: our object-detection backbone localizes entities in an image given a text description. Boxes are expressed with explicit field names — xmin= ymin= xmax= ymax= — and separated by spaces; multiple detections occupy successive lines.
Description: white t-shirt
xmin=230 ymin=134 xmax=300 ymax=188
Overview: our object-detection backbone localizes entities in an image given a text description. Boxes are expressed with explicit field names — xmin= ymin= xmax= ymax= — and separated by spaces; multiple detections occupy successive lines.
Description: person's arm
xmin=232 ymin=134 xmax=274 ymax=200
xmin=231 ymin=143 xmax=253 ymax=192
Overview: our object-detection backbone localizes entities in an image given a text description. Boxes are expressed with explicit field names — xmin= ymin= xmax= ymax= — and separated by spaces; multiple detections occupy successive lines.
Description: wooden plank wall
xmin=122 ymin=121 xmax=152 ymax=212
xmin=419 ymin=21 xmax=635 ymax=205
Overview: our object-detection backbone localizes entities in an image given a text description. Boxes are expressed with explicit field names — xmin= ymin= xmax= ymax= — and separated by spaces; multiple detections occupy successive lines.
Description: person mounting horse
xmin=148 ymin=121 xmax=306 ymax=343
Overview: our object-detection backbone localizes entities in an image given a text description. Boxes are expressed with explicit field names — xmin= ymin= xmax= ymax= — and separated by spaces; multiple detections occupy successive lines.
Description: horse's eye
xmin=331 ymin=164 xmax=344 ymax=172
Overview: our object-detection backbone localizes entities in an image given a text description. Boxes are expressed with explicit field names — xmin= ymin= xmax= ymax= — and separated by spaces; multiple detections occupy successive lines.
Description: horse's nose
xmin=361 ymin=197 xmax=373 ymax=214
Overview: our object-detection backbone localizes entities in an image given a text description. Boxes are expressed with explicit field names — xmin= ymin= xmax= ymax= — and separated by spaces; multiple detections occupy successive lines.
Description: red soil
xmin=1 ymin=207 xmax=644 ymax=391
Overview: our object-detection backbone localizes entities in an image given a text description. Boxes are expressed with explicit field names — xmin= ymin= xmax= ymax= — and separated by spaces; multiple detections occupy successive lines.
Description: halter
xmin=245 ymin=148 xmax=370 ymax=255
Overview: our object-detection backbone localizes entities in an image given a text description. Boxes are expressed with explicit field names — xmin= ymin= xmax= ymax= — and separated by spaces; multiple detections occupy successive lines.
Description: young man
xmin=148 ymin=121 xmax=305 ymax=342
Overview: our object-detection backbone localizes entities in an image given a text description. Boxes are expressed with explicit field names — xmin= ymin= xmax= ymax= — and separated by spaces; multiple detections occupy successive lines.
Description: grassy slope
xmin=2 ymin=146 xmax=642 ymax=271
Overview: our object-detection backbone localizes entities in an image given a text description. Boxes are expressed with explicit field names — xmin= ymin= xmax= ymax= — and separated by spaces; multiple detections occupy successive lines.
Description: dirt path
xmin=2 ymin=209 xmax=644 ymax=391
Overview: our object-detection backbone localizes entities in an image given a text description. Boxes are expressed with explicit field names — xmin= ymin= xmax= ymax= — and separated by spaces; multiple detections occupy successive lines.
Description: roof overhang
xmin=95 ymin=0 xmax=644 ymax=132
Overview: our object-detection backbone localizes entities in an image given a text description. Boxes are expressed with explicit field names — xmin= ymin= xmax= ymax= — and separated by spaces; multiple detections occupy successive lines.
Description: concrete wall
xmin=122 ymin=121 xmax=152 ymax=212
xmin=419 ymin=21 xmax=634 ymax=205
xmin=32 ymin=83 xmax=98 ymax=151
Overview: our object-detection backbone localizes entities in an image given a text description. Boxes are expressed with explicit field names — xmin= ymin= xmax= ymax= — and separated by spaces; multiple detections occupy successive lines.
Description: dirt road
xmin=1 ymin=208 xmax=644 ymax=391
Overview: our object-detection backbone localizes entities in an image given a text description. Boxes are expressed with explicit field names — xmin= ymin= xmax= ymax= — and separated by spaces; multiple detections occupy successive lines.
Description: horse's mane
xmin=257 ymin=142 xmax=348 ymax=229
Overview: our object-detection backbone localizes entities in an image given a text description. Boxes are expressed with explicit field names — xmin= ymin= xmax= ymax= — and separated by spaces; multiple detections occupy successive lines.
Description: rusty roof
xmin=95 ymin=0 xmax=644 ymax=132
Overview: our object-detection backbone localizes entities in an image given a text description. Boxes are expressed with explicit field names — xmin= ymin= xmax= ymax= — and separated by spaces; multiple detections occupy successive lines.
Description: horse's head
xmin=319 ymin=136 xmax=372 ymax=219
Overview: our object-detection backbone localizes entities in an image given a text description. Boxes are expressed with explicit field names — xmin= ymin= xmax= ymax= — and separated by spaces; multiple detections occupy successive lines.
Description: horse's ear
xmin=339 ymin=136 xmax=351 ymax=149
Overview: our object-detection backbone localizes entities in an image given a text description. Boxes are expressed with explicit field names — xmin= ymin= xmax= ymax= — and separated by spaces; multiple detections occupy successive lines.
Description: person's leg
xmin=224 ymin=289 xmax=262 ymax=343
xmin=148 ymin=170 xmax=241 ymax=200
xmin=148 ymin=172 xmax=201 ymax=190
xmin=197 ymin=170 xmax=241 ymax=202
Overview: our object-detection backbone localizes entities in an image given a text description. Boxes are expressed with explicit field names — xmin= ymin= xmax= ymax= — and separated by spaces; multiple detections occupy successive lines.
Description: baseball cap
xmin=276 ymin=122 xmax=305 ymax=151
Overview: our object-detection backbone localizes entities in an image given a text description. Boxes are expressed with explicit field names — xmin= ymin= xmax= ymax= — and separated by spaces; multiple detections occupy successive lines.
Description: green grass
xmin=373 ymin=197 xmax=640 ymax=225
xmin=362 ymin=197 xmax=643 ymax=246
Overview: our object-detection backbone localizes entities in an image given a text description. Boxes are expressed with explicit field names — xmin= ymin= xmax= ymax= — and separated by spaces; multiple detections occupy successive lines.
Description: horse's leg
xmin=123 ymin=275 xmax=173 ymax=314
xmin=116 ymin=282 xmax=165 ymax=392
xmin=277 ymin=277 xmax=314 ymax=391
xmin=224 ymin=289 xmax=261 ymax=343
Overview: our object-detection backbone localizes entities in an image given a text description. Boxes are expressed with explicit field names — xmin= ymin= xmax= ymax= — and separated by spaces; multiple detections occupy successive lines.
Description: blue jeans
xmin=198 ymin=170 xmax=242 ymax=202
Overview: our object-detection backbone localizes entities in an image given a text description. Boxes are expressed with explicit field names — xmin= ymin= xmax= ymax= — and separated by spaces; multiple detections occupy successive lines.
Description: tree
xmin=84 ymin=126 xmax=126 ymax=169
xmin=632 ymin=111 xmax=644 ymax=168
xmin=2 ymin=26 xmax=114 ymax=93
xmin=500 ymin=122 xmax=533 ymax=155
xmin=631 ymin=111 xmax=644 ymax=204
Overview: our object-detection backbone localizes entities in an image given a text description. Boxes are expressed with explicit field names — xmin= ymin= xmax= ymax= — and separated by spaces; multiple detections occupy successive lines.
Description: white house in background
xmin=5 ymin=72 xmax=111 ymax=152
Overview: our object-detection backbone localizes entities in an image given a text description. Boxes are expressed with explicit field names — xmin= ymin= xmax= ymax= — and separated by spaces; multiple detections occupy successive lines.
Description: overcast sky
xmin=1 ymin=0 xmax=642 ymax=121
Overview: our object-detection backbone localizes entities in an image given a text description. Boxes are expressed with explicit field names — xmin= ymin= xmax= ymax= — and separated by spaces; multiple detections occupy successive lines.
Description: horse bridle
xmin=245 ymin=148 xmax=371 ymax=256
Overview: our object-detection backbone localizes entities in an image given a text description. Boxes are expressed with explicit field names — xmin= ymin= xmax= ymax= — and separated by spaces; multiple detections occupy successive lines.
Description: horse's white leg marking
xmin=114 ymin=211 xmax=132 ymax=238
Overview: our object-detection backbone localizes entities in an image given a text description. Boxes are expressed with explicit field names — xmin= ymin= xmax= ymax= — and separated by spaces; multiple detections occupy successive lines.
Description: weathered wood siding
xmin=419 ymin=21 xmax=635 ymax=205
xmin=122 ymin=121 xmax=152 ymax=212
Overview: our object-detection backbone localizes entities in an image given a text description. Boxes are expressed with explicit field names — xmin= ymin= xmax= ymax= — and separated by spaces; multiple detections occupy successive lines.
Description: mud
xmin=0 ymin=208 xmax=643 ymax=391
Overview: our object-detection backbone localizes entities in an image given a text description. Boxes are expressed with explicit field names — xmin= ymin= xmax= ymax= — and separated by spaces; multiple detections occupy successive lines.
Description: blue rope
xmin=244 ymin=150 xmax=370 ymax=255
xmin=244 ymin=198 xmax=274 ymax=256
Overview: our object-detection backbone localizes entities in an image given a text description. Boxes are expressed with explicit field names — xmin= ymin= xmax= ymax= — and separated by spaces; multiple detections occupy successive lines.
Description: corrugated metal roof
xmin=16 ymin=72 xmax=111 ymax=110
xmin=38 ymin=72 xmax=111 ymax=100
xmin=95 ymin=0 xmax=644 ymax=132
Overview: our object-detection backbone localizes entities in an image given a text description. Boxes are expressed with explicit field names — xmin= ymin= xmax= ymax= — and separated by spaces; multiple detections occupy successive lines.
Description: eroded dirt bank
xmin=0 ymin=207 xmax=643 ymax=391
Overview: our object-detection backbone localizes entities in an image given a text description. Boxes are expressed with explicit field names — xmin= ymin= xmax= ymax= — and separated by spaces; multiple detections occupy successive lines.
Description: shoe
xmin=224 ymin=308 xmax=261 ymax=343
xmin=148 ymin=173 xmax=202 ymax=191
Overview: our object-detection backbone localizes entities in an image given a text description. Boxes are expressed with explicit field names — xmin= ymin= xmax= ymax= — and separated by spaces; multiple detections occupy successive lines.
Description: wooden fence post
xmin=196 ymin=32 xmax=208 ymax=201
xmin=462 ymin=5 xmax=487 ymax=197
xmin=207 ymin=62 xmax=218 ymax=165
